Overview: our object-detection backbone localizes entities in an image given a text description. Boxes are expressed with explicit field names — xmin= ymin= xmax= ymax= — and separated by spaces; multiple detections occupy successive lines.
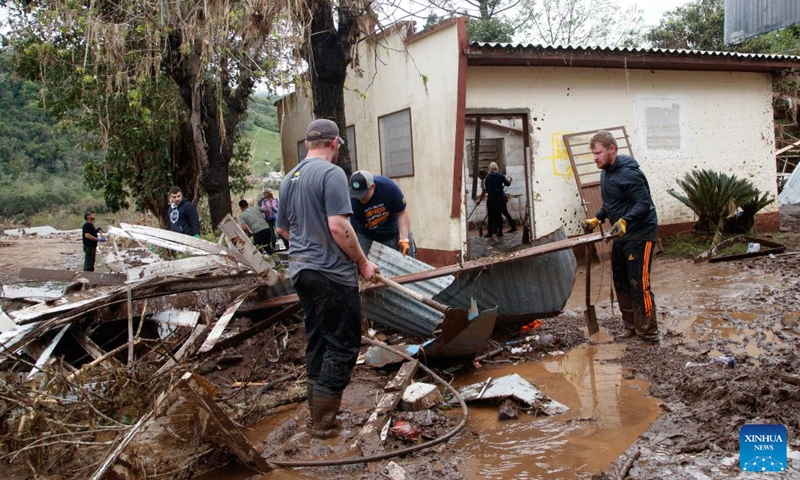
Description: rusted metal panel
xmin=724 ymin=0 xmax=800 ymax=45
xmin=433 ymin=228 xmax=577 ymax=320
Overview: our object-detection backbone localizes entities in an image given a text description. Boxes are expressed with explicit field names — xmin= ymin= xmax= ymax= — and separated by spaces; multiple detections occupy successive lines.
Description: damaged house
xmin=278 ymin=18 xmax=800 ymax=265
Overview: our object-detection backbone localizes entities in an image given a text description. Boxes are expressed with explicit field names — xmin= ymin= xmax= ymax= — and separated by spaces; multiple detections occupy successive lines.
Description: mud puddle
xmin=198 ymin=340 xmax=660 ymax=480
xmin=451 ymin=341 xmax=660 ymax=479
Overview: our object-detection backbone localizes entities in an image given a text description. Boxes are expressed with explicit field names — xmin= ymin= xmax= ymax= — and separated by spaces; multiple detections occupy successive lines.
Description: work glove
xmin=398 ymin=239 xmax=411 ymax=256
xmin=583 ymin=217 xmax=600 ymax=230
xmin=609 ymin=218 xmax=627 ymax=238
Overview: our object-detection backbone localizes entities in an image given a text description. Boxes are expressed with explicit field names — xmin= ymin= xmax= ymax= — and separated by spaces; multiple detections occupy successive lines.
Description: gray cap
xmin=306 ymin=119 xmax=345 ymax=145
xmin=349 ymin=170 xmax=374 ymax=199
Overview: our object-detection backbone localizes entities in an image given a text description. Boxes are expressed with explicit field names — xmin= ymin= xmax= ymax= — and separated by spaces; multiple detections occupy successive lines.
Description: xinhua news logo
xmin=739 ymin=424 xmax=787 ymax=472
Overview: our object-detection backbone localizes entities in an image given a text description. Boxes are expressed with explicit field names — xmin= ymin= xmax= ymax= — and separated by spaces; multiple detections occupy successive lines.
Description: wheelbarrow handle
xmin=374 ymin=274 xmax=449 ymax=314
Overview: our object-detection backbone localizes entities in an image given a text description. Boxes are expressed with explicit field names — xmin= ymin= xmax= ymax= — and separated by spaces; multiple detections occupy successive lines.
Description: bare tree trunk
xmin=306 ymin=0 xmax=360 ymax=177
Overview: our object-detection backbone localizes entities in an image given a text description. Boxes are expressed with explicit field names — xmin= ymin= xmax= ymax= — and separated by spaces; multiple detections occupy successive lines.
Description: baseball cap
xmin=306 ymin=119 xmax=345 ymax=145
xmin=349 ymin=170 xmax=374 ymax=199
xmin=84 ymin=210 xmax=94 ymax=220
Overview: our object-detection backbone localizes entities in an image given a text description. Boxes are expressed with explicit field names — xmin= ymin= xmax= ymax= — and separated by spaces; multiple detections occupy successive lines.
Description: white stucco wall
xmin=341 ymin=24 xmax=463 ymax=254
xmin=466 ymin=66 xmax=777 ymax=237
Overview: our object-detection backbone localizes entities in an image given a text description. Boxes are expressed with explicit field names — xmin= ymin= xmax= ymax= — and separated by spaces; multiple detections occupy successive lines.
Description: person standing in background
xmin=238 ymin=199 xmax=274 ymax=254
xmin=166 ymin=186 xmax=201 ymax=237
xmin=82 ymin=211 xmax=105 ymax=271
xmin=258 ymin=189 xmax=279 ymax=250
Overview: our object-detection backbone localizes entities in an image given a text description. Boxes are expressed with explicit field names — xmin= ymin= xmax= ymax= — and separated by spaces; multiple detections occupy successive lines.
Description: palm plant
xmin=668 ymin=169 xmax=773 ymax=243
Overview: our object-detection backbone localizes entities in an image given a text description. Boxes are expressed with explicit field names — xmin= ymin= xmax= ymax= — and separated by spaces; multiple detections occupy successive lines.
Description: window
xmin=635 ymin=96 xmax=691 ymax=158
xmin=379 ymin=109 xmax=414 ymax=177
xmin=345 ymin=125 xmax=357 ymax=170
xmin=297 ymin=140 xmax=307 ymax=163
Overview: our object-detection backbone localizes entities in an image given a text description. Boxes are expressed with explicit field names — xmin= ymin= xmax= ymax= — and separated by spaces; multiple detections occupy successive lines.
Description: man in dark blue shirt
xmin=82 ymin=211 xmax=105 ymax=271
xmin=349 ymin=170 xmax=415 ymax=257
xmin=583 ymin=130 xmax=660 ymax=343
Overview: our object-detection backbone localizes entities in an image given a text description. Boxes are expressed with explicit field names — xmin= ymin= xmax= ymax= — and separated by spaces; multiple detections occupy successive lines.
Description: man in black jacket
xmin=166 ymin=186 xmax=201 ymax=237
xmin=583 ymin=130 xmax=659 ymax=343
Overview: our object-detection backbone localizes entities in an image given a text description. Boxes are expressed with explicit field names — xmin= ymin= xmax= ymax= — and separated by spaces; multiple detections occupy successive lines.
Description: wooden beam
xmin=217 ymin=215 xmax=280 ymax=285
xmin=776 ymin=139 xmax=800 ymax=156
xmin=18 ymin=268 xmax=126 ymax=285
xmin=354 ymin=361 xmax=418 ymax=458
xmin=198 ymin=287 xmax=259 ymax=353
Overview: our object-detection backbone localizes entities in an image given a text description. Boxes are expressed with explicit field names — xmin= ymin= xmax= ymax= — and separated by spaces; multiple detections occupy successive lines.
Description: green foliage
xmin=520 ymin=0 xmax=644 ymax=47
xmin=667 ymin=169 xmax=774 ymax=243
xmin=0 ymin=52 xmax=101 ymax=220
xmin=467 ymin=18 xmax=515 ymax=42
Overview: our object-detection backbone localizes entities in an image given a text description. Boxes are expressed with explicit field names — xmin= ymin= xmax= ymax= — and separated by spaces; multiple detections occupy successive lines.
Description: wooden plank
xmin=151 ymin=309 xmax=201 ymax=328
xmin=89 ymin=410 xmax=155 ymax=480
xmin=0 ymin=285 xmax=63 ymax=301
xmin=157 ymin=324 xmax=208 ymax=374
xmin=18 ymin=268 xmax=126 ymax=285
xmin=198 ymin=287 xmax=259 ymax=353
xmin=113 ymin=224 xmax=230 ymax=256
xmin=0 ymin=306 xmax=17 ymax=333
xmin=241 ymin=231 xmax=608 ymax=312
xmin=776 ymin=138 xmax=800 ymax=155
xmin=354 ymin=360 xmax=418 ymax=458
xmin=126 ymin=255 xmax=240 ymax=282
xmin=28 ymin=323 xmax=70 ymax=380
xmin=217 ymin=214 xmax=280 ymax=285
xmin=208 ymin=302 xmax=300 ymax=354
xmin=178 ymin=373 xmax=272 ymax=472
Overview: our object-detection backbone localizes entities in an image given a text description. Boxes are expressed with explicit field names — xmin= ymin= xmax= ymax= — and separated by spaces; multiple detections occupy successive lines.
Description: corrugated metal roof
xmin=361 ymin=243 xmax=456 ymax=337
xmin=466 ymin=42 xmax=800 ymax=72
xmin=469 ymin=41 xmax=800 ymax=61
xmin=434 ymin=228 xmax=577 ymax=320
xmin=779 ymin=167 xmax=800 ymax=206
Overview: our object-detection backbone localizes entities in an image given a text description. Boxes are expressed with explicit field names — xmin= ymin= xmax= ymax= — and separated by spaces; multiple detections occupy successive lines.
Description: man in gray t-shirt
xmin=276 ymin=118 xmax=378 ymax=439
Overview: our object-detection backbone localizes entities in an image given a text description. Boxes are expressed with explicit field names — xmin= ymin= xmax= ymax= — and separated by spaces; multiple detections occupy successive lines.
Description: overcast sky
xmin=617 ymin=0 xmax=693 ymax=27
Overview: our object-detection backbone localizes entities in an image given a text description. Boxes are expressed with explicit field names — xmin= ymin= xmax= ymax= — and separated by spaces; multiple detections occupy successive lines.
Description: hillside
xmin=241 ymin=94 xmax=283 ymax=178
xmin=0 ymin=53 xmax=100 ymax=222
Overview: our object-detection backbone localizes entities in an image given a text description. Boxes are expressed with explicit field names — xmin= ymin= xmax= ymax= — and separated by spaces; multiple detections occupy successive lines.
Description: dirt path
xmin=0 ymin=232 xmax=83 ymax=284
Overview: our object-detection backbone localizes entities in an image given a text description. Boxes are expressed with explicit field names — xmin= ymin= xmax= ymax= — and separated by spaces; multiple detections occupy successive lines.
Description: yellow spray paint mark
xmin=537 ymin=132 xmax=575 ymax=184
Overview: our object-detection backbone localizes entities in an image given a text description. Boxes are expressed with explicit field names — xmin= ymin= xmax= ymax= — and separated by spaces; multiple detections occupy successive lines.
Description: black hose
xmin=267 ymin=336 xmax=469 ymax=468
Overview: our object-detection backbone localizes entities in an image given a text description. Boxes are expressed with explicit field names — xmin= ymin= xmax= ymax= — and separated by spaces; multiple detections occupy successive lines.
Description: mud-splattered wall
xmin=466 ymin=67 xmax=776 ymax=237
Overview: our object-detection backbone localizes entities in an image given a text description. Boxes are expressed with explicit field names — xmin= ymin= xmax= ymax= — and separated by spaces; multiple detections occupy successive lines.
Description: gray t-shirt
xmin=240 ymin=206 xmax=270 ymax=234
xmin=277 ymin=158 xmax=357 ymax=286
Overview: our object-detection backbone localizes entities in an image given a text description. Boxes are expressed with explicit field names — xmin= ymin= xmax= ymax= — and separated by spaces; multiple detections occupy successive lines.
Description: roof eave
xmin=466 ymin=50 xmax=799 ymax=73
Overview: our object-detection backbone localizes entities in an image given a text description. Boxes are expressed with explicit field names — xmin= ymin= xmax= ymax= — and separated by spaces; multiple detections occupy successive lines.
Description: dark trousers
xmin=83 ymin=245 xmax=97 ymax=272
xmin=501 ymin=198 xmax=516 ymax=231
xmin=252 ymin=228 xmax=274 ymax=254
xmin=611 ymin=239 xmax=658 ymax=339
xmin=486 ymin=193 xmax=505 ymax=236
xmin=293 ymin=270 xmax=362 ymax=395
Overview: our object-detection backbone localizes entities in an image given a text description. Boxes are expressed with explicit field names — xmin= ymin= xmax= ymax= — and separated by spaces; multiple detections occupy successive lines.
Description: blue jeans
xmin=293 ymin=270 xmax=362 ymax=395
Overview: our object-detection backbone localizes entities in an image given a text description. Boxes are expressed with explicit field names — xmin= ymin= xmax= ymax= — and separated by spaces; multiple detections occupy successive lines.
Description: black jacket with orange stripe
xmin=594 ymin=154 xmax=659 ymax=242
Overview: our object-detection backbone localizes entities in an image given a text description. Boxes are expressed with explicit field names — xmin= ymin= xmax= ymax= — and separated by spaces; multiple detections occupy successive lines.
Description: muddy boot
xmin=306 ymin=382 xmax=314 ymax=428
xmin=311 ymin=391 xmax=343 ymax=439
xmin=634 ymin=303 xmax=659 ymax=343
xmin=616 ymin=291 xmax=636 ymax=340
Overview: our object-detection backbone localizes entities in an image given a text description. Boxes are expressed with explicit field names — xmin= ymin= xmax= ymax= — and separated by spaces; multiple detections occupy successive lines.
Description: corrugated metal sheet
xmin=779 ymin=166 xmax=800 ymax=206
xmin=361 ymin=243 xmax=456 ymax=337
xmin=468 ymin=41 xmax=800 ymax=60
xmin=434 ymin=228 xmax=577 ymax=319
xmin=725 ymin=0 xmax=800 ymax=45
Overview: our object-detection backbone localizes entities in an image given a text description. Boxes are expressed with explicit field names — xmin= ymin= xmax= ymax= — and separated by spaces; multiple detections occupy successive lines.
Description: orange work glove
xmin=398 ymin=239 xmax=410 ymax=256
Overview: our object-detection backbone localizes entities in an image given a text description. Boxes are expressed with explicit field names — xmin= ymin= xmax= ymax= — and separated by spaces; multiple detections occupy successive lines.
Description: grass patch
xmin=660 ymin=232 xmax=714 ymax=258
xmin=246 ymin=127 xmax=282 ymax=177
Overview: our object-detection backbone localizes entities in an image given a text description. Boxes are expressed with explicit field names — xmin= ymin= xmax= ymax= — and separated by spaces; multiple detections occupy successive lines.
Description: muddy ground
xmin=1 ymin=206 xmax=799 ymax=479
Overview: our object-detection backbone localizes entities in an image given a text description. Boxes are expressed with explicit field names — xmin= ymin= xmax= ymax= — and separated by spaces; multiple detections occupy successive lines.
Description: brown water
xmin=451 ymin=342 xmax=660 ymax=479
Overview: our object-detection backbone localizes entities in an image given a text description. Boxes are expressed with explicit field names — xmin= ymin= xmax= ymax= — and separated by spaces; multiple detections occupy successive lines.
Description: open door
xmin=563 ymin=126 xmax=633 ymax=259
xmin=463 ymin=112 xmax=532 ymax=261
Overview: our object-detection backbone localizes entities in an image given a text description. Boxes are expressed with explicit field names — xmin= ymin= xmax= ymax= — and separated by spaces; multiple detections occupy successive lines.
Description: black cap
xmin=349 ymin=170 xmax=374 ymax=199
xmin=306 ymin=119 xmax=345 ymax=145
xmin=84 ymin=210 xmax=94 ymax=220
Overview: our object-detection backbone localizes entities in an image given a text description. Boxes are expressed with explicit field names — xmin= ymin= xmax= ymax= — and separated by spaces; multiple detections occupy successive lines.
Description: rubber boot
xmin=306 ymin=382 xmax=314 ymax=428
xmin=311 ymin=391 xmax=343 ymax=439
xmin=616 ymin=291 xmax=637 ymax=339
